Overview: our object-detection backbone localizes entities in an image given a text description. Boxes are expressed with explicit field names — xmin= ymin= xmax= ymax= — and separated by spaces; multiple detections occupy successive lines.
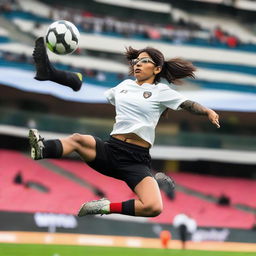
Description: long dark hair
xmin=125 ymin=46 xmax=196 ymax=85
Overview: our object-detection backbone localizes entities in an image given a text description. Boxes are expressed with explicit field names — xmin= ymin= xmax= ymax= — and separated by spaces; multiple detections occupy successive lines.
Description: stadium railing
xmin=1 ymin=108 xmax=256 ymax=151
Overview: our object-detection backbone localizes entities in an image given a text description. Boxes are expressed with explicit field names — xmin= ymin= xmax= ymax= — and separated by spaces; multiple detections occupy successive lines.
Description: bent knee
xmin=69 ymin=133 xmax=95 ymax=151
xmin=70 ymin=133 xmax=92 ymax=145
xmin=70 ymin=133 xmax=83 ymax=142
xmin=144 ymin=203 xmax=163 ymax=217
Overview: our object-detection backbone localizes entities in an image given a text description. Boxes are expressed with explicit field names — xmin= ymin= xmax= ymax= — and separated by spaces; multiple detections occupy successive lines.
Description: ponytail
xmin=158 ymin=58 xmax=196 ymax=85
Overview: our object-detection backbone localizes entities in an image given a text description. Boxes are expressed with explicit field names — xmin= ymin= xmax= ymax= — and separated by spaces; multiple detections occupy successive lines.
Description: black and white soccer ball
xmin=45 ymin=20 xmax=80 ymax=55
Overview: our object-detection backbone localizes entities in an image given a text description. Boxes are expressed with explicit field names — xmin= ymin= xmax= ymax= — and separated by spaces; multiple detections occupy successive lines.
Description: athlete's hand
xmin=207 ymin=109 xmax=220 ymax=128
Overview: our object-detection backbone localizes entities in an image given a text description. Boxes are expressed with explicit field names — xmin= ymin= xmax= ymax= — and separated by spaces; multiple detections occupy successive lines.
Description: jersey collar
xmin=134 ymin=80 xmax=157 ymax=89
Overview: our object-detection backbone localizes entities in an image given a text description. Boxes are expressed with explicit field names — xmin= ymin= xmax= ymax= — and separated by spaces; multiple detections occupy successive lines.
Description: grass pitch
xmin=0 ymin=244 xmax=255 ymax=256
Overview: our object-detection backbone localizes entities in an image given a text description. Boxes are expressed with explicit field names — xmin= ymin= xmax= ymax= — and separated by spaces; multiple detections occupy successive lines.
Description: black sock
xmin=42 ymin=139 xmax=63 ymax=158
xmin=122 ymin=199 xmax=135 ymax=216
xmin=50 ymin=65 xmax=83 ymax=91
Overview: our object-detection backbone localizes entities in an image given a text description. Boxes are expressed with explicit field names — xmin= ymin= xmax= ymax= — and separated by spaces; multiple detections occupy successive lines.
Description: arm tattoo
xmin=180 ymin=100 xmax=208 ymax=115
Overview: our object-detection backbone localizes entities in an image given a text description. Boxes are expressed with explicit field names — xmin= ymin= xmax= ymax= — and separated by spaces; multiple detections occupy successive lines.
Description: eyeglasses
xmin=131 ymin=57 xmax=156 ymax=66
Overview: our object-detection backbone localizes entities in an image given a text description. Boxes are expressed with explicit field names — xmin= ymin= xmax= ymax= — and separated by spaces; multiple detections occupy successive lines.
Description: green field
xmin=0 ymin=244 xmax=255 ymax=256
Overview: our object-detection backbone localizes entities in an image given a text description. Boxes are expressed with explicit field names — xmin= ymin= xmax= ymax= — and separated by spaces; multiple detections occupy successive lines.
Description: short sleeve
xmin=159 ymin=88 xmax=187 ymax=110
xmin=104 ymin=87 xmax=116 ymax=105
xmin=104 ymin=80 xmax=127 ymax=105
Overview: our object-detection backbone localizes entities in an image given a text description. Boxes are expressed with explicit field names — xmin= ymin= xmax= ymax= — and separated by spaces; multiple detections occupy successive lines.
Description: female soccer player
xmin=30 ymin=38 xmax=220 ymax=218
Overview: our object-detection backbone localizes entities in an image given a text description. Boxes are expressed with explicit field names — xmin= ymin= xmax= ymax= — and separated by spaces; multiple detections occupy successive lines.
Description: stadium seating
xmin=0 ymin=0 xmax=255 ymax=231
xmin=0 ymin=13 xmax=255 ymax=109
xmin=153 ymin=190 xmax=254 ymax=229
xmin=8 ymin=8 xmax=256 ymax=52
xmin=47 ymin=158 xmax=255 ymax=228
xmin=0 ymin=149 xmax=96 ymax=214
xmin=170 ymin=172 xmax=256 ymax=208
xmin=1 ymin=1 xmax=256 ymax=98
xmin=49 ymin=159 xmax=134 ymax=202
xmin=6 ymin=3 xmax=256 ymax=51
xmin=0 ymin=27 xmax=10 ymax=43
xmin=0 ymin=150 xmax=254 ymax=228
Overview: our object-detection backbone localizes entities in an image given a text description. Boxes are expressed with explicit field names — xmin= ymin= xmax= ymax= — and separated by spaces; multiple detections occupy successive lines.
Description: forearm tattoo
xmin=180 ymin=100 xmax=208 ymax=115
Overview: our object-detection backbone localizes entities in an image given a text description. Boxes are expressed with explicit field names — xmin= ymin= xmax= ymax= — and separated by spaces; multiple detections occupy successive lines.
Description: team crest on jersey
xmin=143 ymin=91 xmax=152 ymax=98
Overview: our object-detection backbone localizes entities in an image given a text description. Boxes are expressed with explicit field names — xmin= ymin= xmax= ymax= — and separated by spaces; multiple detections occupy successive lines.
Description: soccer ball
xmin=45 ymin=20 xmax=80 ymax=55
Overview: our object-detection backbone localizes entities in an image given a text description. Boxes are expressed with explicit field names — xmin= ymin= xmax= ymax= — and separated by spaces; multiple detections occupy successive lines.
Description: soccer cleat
xmin=28 ymin=129 xmax=44 ymax=160
xmin=155 ymin=172 xmax=176 ymax=190
xmin=32 ymin=37 xmax=52 ymax=80
xmin=77 ymin=198 xmax=110 ymax=217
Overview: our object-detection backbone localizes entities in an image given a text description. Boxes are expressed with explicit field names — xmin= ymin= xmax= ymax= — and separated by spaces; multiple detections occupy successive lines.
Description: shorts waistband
xmin=109 ymin=136 xmax=150 ymax=153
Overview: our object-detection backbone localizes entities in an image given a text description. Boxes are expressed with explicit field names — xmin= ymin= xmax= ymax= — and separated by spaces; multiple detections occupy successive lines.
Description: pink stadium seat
xmin=0 ymin=150 xmax=254 ymax=228
xmin=49 ymin=159 xmax=134 ymax=202
xmin=170 ymin=172 xmax=256 ymax=208
xmin=151 ymin=191 xmax=254 ymax=229
xmin=49 ymin=159 xmax=254 ymax=228
xmin=0 ymin=149 xmax=96 ymax=214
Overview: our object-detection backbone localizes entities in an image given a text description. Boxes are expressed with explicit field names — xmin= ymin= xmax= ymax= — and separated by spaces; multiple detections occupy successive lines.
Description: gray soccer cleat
xmin=155 ymin=172 xmax=176 ymax=190
xmin=28 ymin=129 xmax=44 ymax=160
xmin=77 ymin=198 xmax=110 ymax=217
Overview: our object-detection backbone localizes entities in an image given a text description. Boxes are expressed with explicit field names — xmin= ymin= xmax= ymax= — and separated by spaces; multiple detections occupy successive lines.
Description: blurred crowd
xmin=210 ymin=26 xmax=239 ymax=48
xmin=51 ymin=6 xmax=202 ymax=44
xmin=0 ymin=0 xmax=243 ymax=48
xmin=49 ymin=5 xmax=241 ymax=48
xmin=0 ymin=0 xmax=19 ymax=12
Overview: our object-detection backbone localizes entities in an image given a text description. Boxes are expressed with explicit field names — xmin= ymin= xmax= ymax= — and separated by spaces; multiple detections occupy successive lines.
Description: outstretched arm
xmin=180 ymin=100 xmax=220 ymax=128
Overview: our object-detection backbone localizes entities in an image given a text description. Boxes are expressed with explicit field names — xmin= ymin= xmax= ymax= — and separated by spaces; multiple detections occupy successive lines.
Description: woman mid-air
xmin=29 ymin=37 xmax=220 ymax=218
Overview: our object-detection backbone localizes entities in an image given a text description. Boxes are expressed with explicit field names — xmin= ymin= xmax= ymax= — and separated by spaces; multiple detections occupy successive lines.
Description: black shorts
xmin=87 ymin=136 xmax=153 ymax=191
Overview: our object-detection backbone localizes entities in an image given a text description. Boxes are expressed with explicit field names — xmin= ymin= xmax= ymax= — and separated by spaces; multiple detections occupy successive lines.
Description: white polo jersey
xmin=104 ymin=79 xmax=187 ymax=146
